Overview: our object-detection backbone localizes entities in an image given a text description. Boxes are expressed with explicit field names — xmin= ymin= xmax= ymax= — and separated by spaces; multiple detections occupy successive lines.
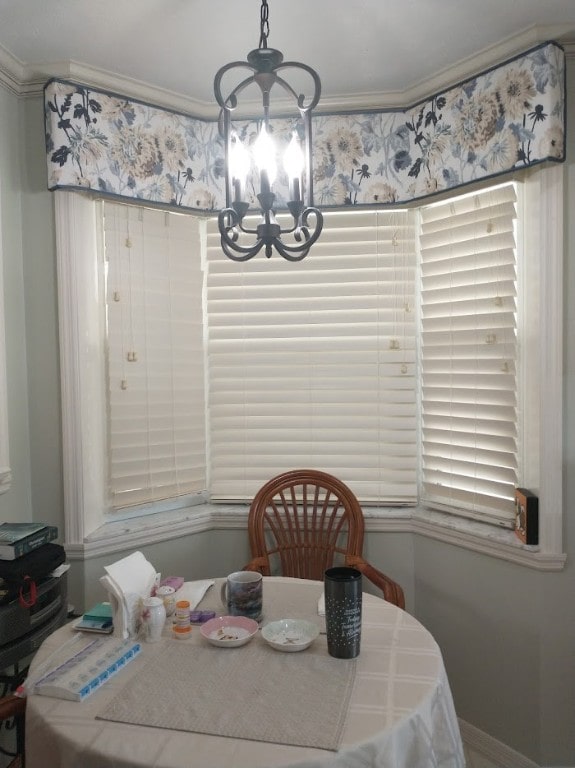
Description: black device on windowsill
xmin=514 ymin=488 xmax=539 ymax=545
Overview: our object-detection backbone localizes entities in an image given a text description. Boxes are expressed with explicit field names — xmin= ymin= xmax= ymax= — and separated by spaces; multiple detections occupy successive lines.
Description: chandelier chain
xmin=259 ymin=0 xmax=270 ymax=48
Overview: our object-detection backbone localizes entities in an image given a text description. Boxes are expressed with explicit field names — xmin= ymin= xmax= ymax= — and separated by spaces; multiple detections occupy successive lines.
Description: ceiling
xmin=1 ymin=0 xmax=575 ymax=117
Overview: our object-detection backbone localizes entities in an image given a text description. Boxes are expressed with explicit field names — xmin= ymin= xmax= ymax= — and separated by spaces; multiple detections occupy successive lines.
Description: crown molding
xmin=1 ymin=24 xmax=574 ymax=114
xmin=410 ymin=23 xmax=575 ymax=99
xmin=0 ymin=44 xmax=27 ymax=96
xmin=318 ymin=24 xmax=575 ymax=114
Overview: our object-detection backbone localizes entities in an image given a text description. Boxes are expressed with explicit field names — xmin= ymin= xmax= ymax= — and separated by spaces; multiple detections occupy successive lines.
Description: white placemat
xmin=98 ymin=639 xmax=355 ymax=750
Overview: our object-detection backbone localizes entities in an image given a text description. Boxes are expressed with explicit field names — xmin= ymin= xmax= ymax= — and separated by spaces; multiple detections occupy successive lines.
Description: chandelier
xmin=213 ymin=0 xmax=323 ymax=262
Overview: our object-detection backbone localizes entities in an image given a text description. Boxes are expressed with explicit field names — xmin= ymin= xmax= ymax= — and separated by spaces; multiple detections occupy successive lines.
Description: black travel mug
xmin=324 ymin=566 xmax=362 ymax=659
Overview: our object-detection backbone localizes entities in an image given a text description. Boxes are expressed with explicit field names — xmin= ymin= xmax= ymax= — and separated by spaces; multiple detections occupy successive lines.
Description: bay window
xmin=56 ymin=164 xmax=564 ymax=568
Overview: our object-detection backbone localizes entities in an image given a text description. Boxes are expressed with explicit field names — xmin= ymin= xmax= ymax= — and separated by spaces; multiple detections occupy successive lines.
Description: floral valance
xmin=44 ymin=41 xmax=565 ymax=212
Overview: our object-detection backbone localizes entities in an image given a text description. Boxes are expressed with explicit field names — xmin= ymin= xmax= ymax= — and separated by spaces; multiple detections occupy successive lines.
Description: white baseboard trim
xmin=459 ymin=719 xmax=539 ymax=768
xmin=460 ymin=718 xmax=575 ymax=768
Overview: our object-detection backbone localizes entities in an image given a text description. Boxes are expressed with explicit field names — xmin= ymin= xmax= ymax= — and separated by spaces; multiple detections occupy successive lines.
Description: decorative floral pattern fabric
xmin=44 ymin=41 xmax=564 ymax=212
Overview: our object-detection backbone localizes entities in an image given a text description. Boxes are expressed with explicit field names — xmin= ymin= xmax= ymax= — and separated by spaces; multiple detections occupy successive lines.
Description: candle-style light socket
xmin=287 ymin=199 xmax=305 ymax=221
xmin=231 ymin=200 xmax=250 ymax=222
xmin=257 ymin=189 xmax=276 ymax=213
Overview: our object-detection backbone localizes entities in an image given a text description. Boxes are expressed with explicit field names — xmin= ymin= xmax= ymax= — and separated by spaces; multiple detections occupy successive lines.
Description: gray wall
xmin=0 ymin=85 xmax=32 ymax=522
xmin=1 ymin=59 xmax=574 ymax=765
xmin=0 ymin=90 xmax=61 ymax=530
xmin=20 ymin=98 xmax=62 ymax=532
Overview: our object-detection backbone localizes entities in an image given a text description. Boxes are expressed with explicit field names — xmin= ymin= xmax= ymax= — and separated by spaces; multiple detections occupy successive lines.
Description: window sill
xmin=64 ymin=503 xmax=566 ymax=572
xmin=65 ymin=503 xmax=250 ymax=560
xmin=410 ymin=508 xmax=566 ymax=571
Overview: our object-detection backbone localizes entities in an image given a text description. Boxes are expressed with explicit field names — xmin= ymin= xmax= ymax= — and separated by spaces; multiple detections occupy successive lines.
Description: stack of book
xmin=0 ymin=522 xmax=58 ymax=561
xmin=74 ymin=602 xmax=114 ymax=633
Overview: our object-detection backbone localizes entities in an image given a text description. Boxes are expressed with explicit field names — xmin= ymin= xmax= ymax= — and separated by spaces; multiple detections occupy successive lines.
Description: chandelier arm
xmin=272 ymin=223 xmax=322 ymax=261
xmin=288 ymin=210 xmax=323 ymax=249
xmin=218 ymin=208 xmax=260 ymax=240
xmin=273 ymin=244 xmax=311 ymax=262
xmin=221 ymin=237 xmax=265 ymax=262
xmin=214 ymin=63 xmax=257 ymax=110
xmin=218 ymin=210 xmax=268 ymax=260
xmin=268 ymin=208 xmax=324 ymax=261
xmin=301 ymin=207 xmax=323 ymax=229
xmin=234 ymin=221 xmax=260 ymax=236
xmin=219 ymin=226 xmax=266 ymax=262
xmin=262 ymin=74 xmax=307 ymax=114
xmin=274 ymin=64 xmax=322 ymax=112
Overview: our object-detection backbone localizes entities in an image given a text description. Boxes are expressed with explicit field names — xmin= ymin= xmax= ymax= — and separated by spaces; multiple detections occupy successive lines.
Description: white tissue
xmin=318 ymin=592 xmax=325 ymax=616
xmin=173 ymin=580 xmax=215 ymax=609
xmin=99 ymin=551 xmax=158 ymax=639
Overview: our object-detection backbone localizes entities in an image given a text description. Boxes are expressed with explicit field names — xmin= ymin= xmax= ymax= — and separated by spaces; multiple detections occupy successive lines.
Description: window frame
xmin=55 ymin=164 xmax=565 ymax=569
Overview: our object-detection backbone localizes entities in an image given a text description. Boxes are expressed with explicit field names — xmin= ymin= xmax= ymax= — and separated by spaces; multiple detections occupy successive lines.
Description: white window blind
xmin=206 ymin=209 xmax=418 ymax=503
xmin=419 ymin=183 xmax=518 ymax=525
xmin=103 ymin=202 xmax=206 ymax=509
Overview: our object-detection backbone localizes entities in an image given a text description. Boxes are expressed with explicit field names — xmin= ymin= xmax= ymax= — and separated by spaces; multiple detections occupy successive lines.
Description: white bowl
xmin=200 ymin=615 xmax=259 ymax=648
xmin=261 ymin=619 xmax=320 ymax=652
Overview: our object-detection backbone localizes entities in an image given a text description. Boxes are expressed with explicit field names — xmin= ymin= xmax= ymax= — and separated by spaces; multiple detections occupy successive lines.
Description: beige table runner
xmin=97 ymin=639 xmax=355 ymax=750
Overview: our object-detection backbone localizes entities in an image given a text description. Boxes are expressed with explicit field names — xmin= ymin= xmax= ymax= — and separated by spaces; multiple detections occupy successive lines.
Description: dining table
xmin=24 ymin=576 xmax=466 ymax=768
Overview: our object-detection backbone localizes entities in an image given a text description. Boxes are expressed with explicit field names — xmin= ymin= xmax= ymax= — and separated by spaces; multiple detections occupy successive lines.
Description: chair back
xmin=247 ymin=469 xmax=365 ymax=581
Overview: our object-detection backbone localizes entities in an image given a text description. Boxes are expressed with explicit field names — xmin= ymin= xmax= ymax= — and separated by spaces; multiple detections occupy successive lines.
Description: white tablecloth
xmin=25 ymin=577 xmax=465 ymax=768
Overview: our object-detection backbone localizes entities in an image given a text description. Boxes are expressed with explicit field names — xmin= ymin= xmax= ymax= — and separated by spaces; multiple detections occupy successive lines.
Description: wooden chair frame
xmin=0 ymin=694 xmax=26 ymax=768
xmin=244 ymin=469 xmax=405 ymax=609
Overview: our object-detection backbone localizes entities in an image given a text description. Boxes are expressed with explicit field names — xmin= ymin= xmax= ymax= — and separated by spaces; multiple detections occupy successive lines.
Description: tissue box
xmin=160 ymin=576 xmax=184 ymax=591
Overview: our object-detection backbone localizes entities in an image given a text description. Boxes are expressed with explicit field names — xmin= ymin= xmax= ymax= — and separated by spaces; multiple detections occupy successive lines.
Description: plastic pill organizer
xmin=32 ymin=636 xmax=141 ymax=701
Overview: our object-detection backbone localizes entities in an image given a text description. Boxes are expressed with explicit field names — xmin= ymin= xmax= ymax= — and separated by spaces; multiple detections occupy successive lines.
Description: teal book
xmin=83 ymin=602 xmax=113 ymax=622
xmin=75 ymin=602 xmax=114 ymax=633
xmin=74 ymin=617 xmax=113 ymax=633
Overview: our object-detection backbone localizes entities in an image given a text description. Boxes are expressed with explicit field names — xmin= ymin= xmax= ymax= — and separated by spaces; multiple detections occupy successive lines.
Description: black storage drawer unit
xmin=0 ymin=573 xmax=68 ymax=671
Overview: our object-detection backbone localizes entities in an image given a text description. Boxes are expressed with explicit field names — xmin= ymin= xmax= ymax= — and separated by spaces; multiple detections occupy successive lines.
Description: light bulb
xmin=284 ymin=133 xmax=304 ymax=178
xmin=229 ymin=134 xmax=251 ymax=201
xmin=283 ymin=132 xmax=304 ymax=202
xmin=253 ymin=125 xmax=277 ymax=189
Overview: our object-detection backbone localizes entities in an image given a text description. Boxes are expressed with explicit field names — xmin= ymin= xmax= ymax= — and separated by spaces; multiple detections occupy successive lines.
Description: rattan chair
xmin=243 ymin=469 xmax=405 ymax=609
xmin=0 ymin=694 xmax=26 ymax=768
